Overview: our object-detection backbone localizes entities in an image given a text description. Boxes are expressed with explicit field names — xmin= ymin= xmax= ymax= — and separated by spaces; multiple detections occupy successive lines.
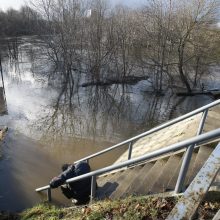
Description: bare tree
xmin=30 ymin=0 xmax=220 ymax=94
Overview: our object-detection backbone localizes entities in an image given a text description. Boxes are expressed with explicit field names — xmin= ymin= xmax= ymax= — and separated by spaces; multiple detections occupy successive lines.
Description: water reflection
xmin=0 ymin=37 xmax=215 ymax=144
xmin=0 ymin=37 xmax=216 ymax=211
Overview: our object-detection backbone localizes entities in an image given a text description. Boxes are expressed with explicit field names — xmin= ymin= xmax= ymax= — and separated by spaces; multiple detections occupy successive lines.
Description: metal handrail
xmin=75 ymin=99 xmax=220 ymax=164
xmin=36 ymin=100 xmax=220 ymax=201
xmin=175 ymin=108 xmax=208 ymax=193
xmin=36 ymin=129 xmax=220 ymax=201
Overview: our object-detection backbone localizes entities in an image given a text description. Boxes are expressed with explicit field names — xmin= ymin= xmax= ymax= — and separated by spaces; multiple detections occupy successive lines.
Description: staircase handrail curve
xmin=75 ymin=99 xmax=220 ymax=164
xmin=36 ymin=128 xmax=220 ymax=192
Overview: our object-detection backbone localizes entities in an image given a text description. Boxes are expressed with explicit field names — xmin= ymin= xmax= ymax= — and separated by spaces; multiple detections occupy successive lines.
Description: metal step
xmin=149 ymin=155 xmax=182 ymax=193
xmin=133 ymin=159 xmax=167 ymax=195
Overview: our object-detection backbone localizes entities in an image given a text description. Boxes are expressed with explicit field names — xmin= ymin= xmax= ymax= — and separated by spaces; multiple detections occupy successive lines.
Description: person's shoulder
xmin=75 ymin=161 xmax=90 ymax=170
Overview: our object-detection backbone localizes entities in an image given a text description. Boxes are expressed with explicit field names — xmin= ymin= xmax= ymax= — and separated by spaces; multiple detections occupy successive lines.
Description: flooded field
xmin=0 ymin=37 xmax=218 ymax=211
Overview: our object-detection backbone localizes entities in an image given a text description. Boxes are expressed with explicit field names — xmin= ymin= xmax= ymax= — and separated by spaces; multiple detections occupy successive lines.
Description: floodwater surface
xmin=0 ymin=37 xmax=217 ymax=211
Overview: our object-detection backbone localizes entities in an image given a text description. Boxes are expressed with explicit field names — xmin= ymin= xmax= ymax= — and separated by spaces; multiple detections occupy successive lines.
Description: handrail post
xmin=90 ymin=175 xmax=96 ymax=203
xmin=175 ymin=109 xmax=209 ymax=193
xmin=47 ymin=188 xmax=52 ymax=202
xmin=128 ymin=141 xmax=133 ymax=160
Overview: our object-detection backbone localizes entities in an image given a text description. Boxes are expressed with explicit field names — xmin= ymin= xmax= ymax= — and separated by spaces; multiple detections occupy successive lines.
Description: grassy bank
xmin=20 ymin=196 xmax=177 ymax=220
xmin=1 ymin=193 xmax=216 ymax=220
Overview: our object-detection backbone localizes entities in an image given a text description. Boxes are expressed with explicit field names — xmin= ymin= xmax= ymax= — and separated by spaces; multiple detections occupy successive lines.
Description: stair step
xmin=124 ymin=162 xmax=155 ymax=195
xmin=185 ymin=145 xmax=214 ymax=186
xmin=110 ymin=165 xmax=143 ymax=199
xmin=166 ymin=151 xmax=197 ymax=191
xmin=149 ymin=155 xmax=181 ymax=193
xmin=101 ymin=168 xmax=137 ymax=199
xmin=97 ymin=172 xmax=118 ymax=187
xmin=166 ymin=154 xmax=184 ymax=191
xmin=96 ymin=145 xmax=214 ymax=199
xmin=133 ymin=159 xmax=167 ymax=195
xmin=183 ymin=151 xmax=199 ymax=189
xmin=96 ymin=171 xmax=123 ymax=199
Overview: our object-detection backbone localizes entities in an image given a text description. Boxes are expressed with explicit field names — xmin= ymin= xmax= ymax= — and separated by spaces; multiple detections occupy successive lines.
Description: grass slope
xmin=19 ymin=193 xmax=220 ymax=220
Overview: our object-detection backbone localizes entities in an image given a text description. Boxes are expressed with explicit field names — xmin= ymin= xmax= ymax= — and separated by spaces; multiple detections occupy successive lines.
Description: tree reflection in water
xmin=0 ymin=37 xmax=214 ymax=146
xmin=34 ymin=75 xmax=190 ymax=146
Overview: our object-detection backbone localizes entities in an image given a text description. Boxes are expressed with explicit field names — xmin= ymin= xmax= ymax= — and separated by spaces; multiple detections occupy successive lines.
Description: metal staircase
xmin=36 ymin=99 xmax=220 ymax=217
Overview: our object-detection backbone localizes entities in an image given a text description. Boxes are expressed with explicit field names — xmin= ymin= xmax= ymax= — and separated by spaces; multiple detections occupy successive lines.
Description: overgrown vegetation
xmin=20 ymin=196 xmax=177 ymax=220
xmin=16 ymin=194 xmax=220 ymax=220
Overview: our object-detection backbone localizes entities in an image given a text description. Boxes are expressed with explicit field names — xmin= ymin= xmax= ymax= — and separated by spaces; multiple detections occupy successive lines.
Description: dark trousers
xmin=60 ymin=185 xmax=90 ymax=204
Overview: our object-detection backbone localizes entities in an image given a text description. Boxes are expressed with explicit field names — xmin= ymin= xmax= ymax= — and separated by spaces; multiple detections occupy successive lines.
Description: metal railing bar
xmin=36 ymin=128 xmax=220 ymax=193
xmin=196 ymin=109 xmax=209 ymax=136
xmin=37 ymin=185 xmax=50 ymax=191
xmin=175 ymin=109 xmax=209 ymax=193
xmin=47 ymin=188 xmax=51 ymax=202
xmin=75 ymin=100 xmax=220 ymax=164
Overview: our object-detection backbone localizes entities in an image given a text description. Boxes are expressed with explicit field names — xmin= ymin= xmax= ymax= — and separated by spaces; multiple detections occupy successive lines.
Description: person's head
xmin=61 ymin=163 xmax=70 ymax=171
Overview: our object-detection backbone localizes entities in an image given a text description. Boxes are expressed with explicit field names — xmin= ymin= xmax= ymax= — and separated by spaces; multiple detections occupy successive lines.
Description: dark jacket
xmin=50 ymin=161 xmax=91 ymax=198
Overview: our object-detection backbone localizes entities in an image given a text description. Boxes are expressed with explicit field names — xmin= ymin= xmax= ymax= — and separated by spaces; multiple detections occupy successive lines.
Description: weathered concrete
xmin=115 ymin=105 xmax=220 ymax=164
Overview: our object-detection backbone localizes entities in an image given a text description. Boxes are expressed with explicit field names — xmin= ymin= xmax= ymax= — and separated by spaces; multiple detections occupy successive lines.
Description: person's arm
xmin=50 ymin=165 xmax=76 ymax=188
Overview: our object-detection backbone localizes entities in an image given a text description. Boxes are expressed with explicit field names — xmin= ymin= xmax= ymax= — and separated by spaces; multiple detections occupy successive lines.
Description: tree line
xmin=0 ymin=6 xmax=44 ymax=36
xmin=2 ymin=0 xmax=220 ymax=93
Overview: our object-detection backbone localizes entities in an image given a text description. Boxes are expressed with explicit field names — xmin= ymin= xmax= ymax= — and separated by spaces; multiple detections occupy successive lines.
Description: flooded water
xmin=0 ymin=37 xmax=217 ymax=211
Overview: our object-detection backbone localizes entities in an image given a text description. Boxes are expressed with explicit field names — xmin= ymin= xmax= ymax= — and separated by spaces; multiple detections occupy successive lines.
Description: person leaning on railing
xmin=50 ymin=161 xmax=92 ymax=205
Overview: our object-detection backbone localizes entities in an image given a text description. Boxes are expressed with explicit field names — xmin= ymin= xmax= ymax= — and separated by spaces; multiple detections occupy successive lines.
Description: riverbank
xmin=2 ymin=192 xmax=219 ymax=220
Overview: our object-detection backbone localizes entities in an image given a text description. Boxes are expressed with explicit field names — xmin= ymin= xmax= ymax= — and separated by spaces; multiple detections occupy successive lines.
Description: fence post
xmin=175 ymin=109 xmax=208 ymax=193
